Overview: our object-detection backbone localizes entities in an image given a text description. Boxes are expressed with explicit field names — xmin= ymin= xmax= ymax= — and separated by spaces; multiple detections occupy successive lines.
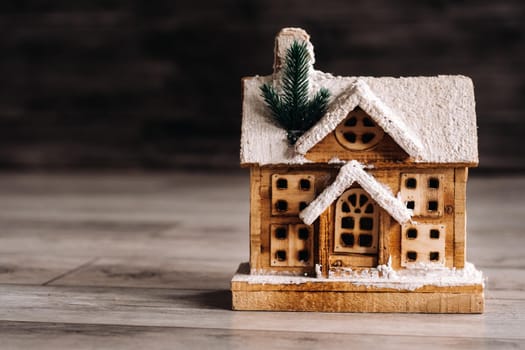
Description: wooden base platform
xmin=231 ymin=264 xmax=484 ymax=313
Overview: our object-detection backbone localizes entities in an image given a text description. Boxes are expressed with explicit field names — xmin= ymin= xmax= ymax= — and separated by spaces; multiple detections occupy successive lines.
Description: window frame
xmin=271 ymin=174 xmax=316 ymax=216
xmin=401 ymin=224 xmax=446 ymax=266
xmin=270 ymin=224 xmax=314 ymax=267
xmin=334 ymin=188 xmax=379 ymax=254
xmin=400 ymin=173 xmax=445 ymax=218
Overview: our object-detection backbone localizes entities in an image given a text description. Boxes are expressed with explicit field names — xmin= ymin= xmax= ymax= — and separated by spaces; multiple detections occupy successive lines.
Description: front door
xmin=331 ymin=187 xmax=379 ymax=267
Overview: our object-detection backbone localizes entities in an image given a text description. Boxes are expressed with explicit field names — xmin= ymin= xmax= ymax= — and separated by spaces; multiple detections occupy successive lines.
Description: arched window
xmin=334 ymin=188 xmax=379 ymax=254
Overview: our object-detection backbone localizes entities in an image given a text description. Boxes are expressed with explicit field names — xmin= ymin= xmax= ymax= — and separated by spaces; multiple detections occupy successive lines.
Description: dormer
xmin=303 ymin=106 xmax=409 ymax=163
xmin=294 ymin=79 xmax=425 ymax=165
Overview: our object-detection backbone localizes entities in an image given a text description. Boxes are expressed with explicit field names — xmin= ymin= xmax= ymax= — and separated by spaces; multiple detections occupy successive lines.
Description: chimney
xmin=273 ymin=28 xmax=315 ymax=75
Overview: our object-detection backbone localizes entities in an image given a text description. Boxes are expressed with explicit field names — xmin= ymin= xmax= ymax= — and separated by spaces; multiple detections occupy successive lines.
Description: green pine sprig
xmin=260 ymin=40 xmax=330 ymax=144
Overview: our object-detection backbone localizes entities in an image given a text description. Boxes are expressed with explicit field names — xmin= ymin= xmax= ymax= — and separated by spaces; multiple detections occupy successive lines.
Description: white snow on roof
xmin=299 ymin=160 xmax=412 ymax=225
xmin=240 ymin=72 xmax=478 ymax=165
xmin=294 ymin=79 xmax=425 ymax=158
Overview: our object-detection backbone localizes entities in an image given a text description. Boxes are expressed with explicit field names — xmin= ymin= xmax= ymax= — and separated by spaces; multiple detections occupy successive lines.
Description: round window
xmin=334 ymin=108 xmax=384 ymax=151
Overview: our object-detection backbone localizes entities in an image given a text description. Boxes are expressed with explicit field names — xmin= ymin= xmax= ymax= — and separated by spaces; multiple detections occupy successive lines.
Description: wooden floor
xmin=0 ymin=172 xmax=524 ymax=349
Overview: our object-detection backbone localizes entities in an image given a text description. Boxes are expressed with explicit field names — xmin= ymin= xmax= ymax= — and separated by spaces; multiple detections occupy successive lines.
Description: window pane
xmin=359 ymin=234 xmax=373 ymax=247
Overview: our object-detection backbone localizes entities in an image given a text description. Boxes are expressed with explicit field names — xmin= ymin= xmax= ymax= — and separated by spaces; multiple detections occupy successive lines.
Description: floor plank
xmin=0 ymin=254 xmax=94 ymax=286
xmin=1 ymin=321 xmax=524 ymax=350
xmin=0 ymin=173 xmax=524 ymax=348
xmin=51 ymin=256 xmax=241 ymax=290
xmin=1 ymin=285 xmax=525 ymax=340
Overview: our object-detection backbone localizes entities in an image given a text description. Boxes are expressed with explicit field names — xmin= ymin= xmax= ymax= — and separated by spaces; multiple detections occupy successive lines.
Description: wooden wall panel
xmin=249 ymin=166 xmax=262 ymax=271
xmin=454 ymin=167 xmax=468 ymax=268
xmin=306 ymin=133 xmax=409 ymax=164
xmin=254 ymin=166 xmax=338 ymax=275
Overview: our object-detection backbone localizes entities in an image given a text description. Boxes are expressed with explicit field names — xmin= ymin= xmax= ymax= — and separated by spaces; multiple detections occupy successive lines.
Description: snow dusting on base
xmin=232 ymin=261 xmax=484 ymax=291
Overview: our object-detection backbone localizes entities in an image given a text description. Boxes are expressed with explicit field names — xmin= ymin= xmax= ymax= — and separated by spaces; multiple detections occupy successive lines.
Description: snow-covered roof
xmin=240 ymin=29 xmax=478 ymax=166
xmin=294 ymin=79 xmax=425 ymax=158
xmin=299 ymin=161 xmax=412 ymax=225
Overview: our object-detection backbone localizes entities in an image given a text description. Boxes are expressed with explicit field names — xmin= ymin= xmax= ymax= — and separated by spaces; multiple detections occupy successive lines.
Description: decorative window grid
xmin=270 ymin=224 xmax=314 ymax=267
xmin=334 ymin=188 xmax=379 ymax=254
xmin=400 ymin=173 xmax=445 ymax=218
xmin=401 ymin=223 xmax=446 ymax=267
xmin=271 ymin=174 xmax=315 ymax=216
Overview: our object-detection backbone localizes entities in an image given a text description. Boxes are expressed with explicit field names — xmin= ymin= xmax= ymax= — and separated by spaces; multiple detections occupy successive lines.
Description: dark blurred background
xmin=0 ymin=0 xmax=523 ymax=172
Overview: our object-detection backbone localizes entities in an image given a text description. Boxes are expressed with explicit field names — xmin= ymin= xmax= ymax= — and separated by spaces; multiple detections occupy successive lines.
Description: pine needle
xmin=260 ymin=40 xmax=330 ymax=144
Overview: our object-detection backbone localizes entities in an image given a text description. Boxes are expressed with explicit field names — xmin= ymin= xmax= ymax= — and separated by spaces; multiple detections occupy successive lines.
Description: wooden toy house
xmin=231 ymin=28 xmax=484 ymax=313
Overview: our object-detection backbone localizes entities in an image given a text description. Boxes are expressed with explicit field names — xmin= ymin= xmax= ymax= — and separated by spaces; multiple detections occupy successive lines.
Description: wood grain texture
xmin=254 ymin=167 xmax=337 ymax=275
xmin=319 ymin=207 xmax=331 ymax=278
xmin=2 ymin=321 xmax=524 ymax=350
xmin=306 ymin=132 xmax=409 ymax=164
xmin=249 ymin=166 xmax=263 ymax=271
xmin=454 ymin=167 xmax=468 ymax=268
xmin=0 ymin=173 xmax=524 ymax=347
xmin=232 ymin=289 xmax=484 ymax=313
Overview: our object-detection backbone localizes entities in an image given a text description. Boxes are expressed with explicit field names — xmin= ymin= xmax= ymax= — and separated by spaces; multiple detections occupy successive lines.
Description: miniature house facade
xmin=232 ymin=28 xmax=484 ymax=313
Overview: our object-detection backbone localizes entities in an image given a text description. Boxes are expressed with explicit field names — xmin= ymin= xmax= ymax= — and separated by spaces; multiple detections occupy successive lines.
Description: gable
xmin=302 ymin=106 xmax=410 ymax=163
xmin=295 ymin=79 xmax=424 ymax=160
xmin=299 ymin=160 xmax=412 ymax=226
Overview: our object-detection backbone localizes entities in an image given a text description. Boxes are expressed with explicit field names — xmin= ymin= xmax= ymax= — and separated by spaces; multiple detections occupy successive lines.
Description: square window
xmin=358 ymin=234 xmax=373 ymax=247
xmin=276 ymin=178 xmax=288 ymax=189
xmin=406 ymin=251 xmax=417 ymax=261
xmin=298 ymin=227 xmax=309 ymax=240
xmin=429 ymin=252 xmax=440 ymax=261
xmin=406 ymin=228 xmax=418 ymax=239
xmin=275 ymin=250 xmax=287 ymax=261
xmin=428 ymin=201 xmax=438 ymax=211
xmin=275 ymin=226 xmax=287 ymax=239
xmin=275 ymin=200 xmax=288 ymax=212
xmin=299 ymin=201 xmax=308 ymax=211
xmin=406 ymin=201 xmax=415 ymax=210
xmin=299 ymin=179 xmax=311 ymax=191
xmin=405 ymin=178 xmax=417 ymax=189
xmin=341 ymin=217 xmax=355 ymax=229
xmin=298 ymin=249 xmax=309 ymax=262
xmin=340 ymin=233 xmax=354 ymax=247
xmin=430 ymin=229 xmax=440 ymax=239
xmin=359 ymin=217 xmax=373 ymax=230
xmin=428 ymin=178 xmax=439 ymax=189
